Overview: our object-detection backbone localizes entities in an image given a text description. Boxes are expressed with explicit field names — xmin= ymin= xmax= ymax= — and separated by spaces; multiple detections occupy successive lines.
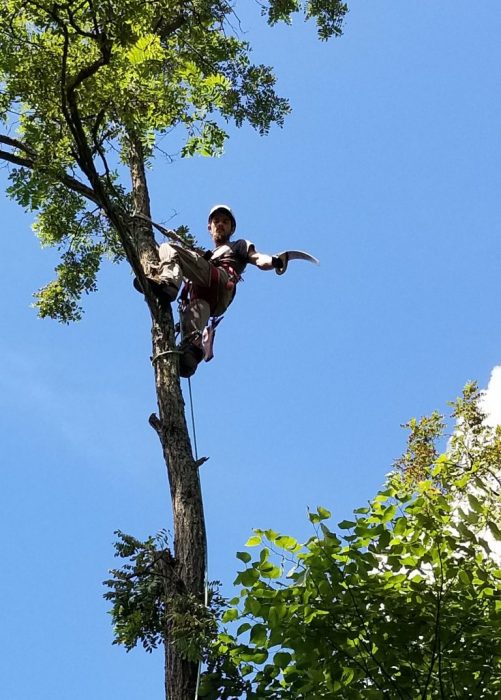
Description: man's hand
xmin=248 ymin=251 xmax=275 ymax=270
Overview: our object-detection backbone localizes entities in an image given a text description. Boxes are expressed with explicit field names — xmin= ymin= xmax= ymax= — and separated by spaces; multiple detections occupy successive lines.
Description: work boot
xmin=179 ymin=343 xmax=204 ymax=378
xmin=133 ymin=277 xmax=179 ymax=305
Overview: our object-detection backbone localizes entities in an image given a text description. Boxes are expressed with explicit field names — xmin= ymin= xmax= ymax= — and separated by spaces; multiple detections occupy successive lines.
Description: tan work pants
xmin=158 ymin=243 xmax=235 ymax=339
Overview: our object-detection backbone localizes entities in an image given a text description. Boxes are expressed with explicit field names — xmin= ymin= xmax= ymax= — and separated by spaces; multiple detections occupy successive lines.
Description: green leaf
xmin=382 ymin=504 xmax=397 ymax=523
xmin=338 ymin=520 xmax=356 ymax=530
xmin=245 ymin=534 xmax=262 ymax=547
xmin=276 ymin=535 xmax=300 ymax=551
xmin=393 ymin=517 xmax=408 ymax=535
xmin=239 ymin=648 xmax=268 ymax=664
xmin=467 ymin=494 xmax=482 ymax=512
xmin=246 ymin=597 xmax=262 ymax=617
xmin=274 ymin=651 xmax=292 ymax=669
xmin=250 ymin=623 xmax=267 ymax=646
xmin=317 ymin=506 xmax=331 ymax=520
xmin=378 ymin=529 xmax=391 ymax=549
xmin=488 ymin=521 xmax=501 ymax=541
xmin=237 ymin=567 xmax=261 ymax=587
xmin=269 ymin=604 xmax=286 ymax=628
xmin=236 ymin=551 xmax=252 ymax=563
xmin=309 ymin=506 xmax=331 ymax=524
xmin=222 ymin=608 xmax=239 ymax=623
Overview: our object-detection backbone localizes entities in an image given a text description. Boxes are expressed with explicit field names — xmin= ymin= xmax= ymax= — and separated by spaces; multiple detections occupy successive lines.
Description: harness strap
xmin=181 ymin=261 xmax=238 ymax=314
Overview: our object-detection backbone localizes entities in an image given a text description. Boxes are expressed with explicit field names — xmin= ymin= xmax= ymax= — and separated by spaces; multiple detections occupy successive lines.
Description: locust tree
xmin=206 ymin=384 xmax=501 ymax=698
xmin=0 ymin=1 xmax=348 ymax=698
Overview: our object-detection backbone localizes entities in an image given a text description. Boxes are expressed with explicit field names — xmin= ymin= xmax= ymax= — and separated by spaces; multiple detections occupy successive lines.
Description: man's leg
xmin=181 ymin=299 xmax=211 ymax=339
xmin=133 ymin=243 xmax=180 ymax=304
xmin=156 ymin=245 xmax=234 ymax=377
xmin=158 ymin=244 xmax=212 ymax=288
xmin=178 ymin=299 xmax=211 ymax=378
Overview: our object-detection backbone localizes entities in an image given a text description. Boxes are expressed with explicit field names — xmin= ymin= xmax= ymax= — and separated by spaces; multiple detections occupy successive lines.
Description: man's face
xmin=208 ymin=210 xmax=235 ymax=245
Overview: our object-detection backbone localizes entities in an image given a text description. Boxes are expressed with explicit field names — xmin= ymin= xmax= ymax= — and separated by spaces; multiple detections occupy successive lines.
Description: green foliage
xmin=0 ymin=0 xmax=346 ymax=320
xmin=34 ymin=247 xmax=103 ymax=323
xmin=265 ymin=0 xmax=348 ymax=40
xmin=104 ymin=530 xmax=170 ymax=652
xmin=104 ymin=530 xmax=222 ymax=661
xmin=7 ymin=171 xmax=125 ymax=321
xmin=202 ymin=385 xmax=501 ymax=698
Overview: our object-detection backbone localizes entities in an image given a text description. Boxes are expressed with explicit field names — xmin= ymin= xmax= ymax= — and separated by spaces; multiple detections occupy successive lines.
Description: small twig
xmin=149 ymin=412 xmax=163 ymax=436
xmin=194 ymin=457 xmax=209 ymax=469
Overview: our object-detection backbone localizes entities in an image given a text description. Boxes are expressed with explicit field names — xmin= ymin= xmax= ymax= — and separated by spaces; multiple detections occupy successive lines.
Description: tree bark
xmin=152 ymin=313 xmax=207 ymax=699
xmin=129 ymin=136 xmax=207 ymax=699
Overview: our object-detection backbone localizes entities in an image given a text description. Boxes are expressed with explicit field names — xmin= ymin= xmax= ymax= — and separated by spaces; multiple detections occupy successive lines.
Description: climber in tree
xmin=151 ymin=204 xmax=280 ymax=377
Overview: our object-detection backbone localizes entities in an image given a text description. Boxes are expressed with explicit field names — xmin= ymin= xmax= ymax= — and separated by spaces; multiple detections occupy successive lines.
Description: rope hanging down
xmin=186 ymin=378 xmax=208 ymax=700
xmin=187 ymin=377 xmax=199 ymax=462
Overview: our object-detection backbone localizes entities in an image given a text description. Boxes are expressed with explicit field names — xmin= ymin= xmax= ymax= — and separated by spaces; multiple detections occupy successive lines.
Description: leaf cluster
xmin=104 ymin=530 xmax=222 ymax=662
xmin=6 ymin=167 xmax=127 ymax=321
xmin=202 ymin=385 xmax=501 ymax=698
xmin=264 ymin=0 xmax=348 ymax=41
xmin=104 ymin=530 xmax=171 ymax=652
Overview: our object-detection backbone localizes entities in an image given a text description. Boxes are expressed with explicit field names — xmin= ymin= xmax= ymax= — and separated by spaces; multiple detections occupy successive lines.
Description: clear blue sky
xmin=1 ymin=2 xmax=501 ymax=698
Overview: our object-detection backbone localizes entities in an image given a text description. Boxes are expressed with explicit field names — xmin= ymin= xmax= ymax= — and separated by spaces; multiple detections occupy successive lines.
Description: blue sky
xmin=1 ymin=2 xmax=501 ymax=698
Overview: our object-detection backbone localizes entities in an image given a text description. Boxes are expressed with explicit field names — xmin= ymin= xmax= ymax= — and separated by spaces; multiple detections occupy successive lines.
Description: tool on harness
xmin=272 ymin=250 xmax=320 ymax=276
xmin=202 ymin=316 xmax=223 ymax=362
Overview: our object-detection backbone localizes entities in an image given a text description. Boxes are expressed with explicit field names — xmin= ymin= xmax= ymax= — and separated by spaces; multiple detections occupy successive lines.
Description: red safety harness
xmin=177 ymin=255 xmax=243 ymax=365
xmin=180 ymin=259 xmax=240 ymax=315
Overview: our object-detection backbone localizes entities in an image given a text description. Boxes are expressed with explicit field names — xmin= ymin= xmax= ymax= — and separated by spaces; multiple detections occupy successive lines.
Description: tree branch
xmin=0 ymin=134 xmax=36 ymax=157
xmin=47 ymin=13 xmax=160 ymax=316
xmin=154 ymin=10 xmax=188 ymax=39
xmin=0 ymin=145 xmax=101 ymax=204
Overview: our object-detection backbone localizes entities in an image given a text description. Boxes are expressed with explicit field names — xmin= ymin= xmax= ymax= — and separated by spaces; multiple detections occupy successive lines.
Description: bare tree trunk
xmin=129 ymin=136 xmax=207 ymax=699
xmin=151 ymin=314 xmax=207 ymax=700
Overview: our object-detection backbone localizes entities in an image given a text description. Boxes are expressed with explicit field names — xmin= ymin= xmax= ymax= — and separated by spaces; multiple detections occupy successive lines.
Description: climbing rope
xmin=178 ymin=332 xmax=208 ymax=700
xmin=151 ymin=349 xmax=182 ymax=364
xmin=187 ymin=376 xmax=199 ymax=462
xmin=187 ymin=377 xmax=209 ymax=700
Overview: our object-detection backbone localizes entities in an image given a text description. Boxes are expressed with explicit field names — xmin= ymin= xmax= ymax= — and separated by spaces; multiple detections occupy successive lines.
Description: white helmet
xmin=208 ymin=204 xmax=236 ymax=230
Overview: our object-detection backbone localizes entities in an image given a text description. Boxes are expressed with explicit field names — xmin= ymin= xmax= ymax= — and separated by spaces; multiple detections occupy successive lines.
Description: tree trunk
xmin=151 ymin=312 xmax=207 ymax=700
xmin=129 ymin=136 xmax=206 ymax=699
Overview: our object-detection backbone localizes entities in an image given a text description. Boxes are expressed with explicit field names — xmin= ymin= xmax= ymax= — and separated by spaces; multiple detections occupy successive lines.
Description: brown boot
xmin=133 ymin=277 xmax=178 ymax=305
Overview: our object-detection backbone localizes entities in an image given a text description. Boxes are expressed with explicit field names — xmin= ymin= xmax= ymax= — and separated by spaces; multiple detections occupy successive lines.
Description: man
xmin=146 ymin=204 xmax=280 ymax=377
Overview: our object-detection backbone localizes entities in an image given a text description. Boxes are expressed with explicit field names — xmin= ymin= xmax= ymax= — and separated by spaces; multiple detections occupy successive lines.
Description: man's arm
xmin=248 ymin=247 xmax=281 ymax=271
xmin=245 ymin=242 xmax=285 ymax=271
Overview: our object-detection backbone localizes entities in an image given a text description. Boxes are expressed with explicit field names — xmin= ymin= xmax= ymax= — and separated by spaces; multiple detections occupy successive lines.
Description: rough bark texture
xmin=129 ymin=137 xmax=207 ymax=699
xmin=152 ymin=313 xmax=207 ymax=700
